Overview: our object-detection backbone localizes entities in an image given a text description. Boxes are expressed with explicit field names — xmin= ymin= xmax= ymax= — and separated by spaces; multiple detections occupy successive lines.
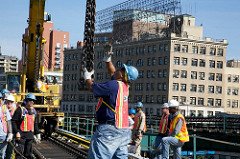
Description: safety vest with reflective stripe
xmin=159 ymin=113 xmax=169 ymax=134
xmin=169 ymin=114 xmax=189 ymax=142
xmin=20 ymin=106 xmax=36 ymax=132
xmin=1 ymin=105 xmax=8 ymax=132
xmin=96 ymin=81 xmax=129 ymax=128
xmin=133 ymin=111 xmax=146 ymax=132
xmin=35 ymin=80 xmax=46 ymax=92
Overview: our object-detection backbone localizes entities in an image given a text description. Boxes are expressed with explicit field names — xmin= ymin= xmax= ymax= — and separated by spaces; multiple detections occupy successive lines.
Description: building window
xmin=191 ymin=71 xmax=197 ymax=79
xmin=164 ymin=57 xmax=168 ymax=65
xmin=217 ymin=61 xmax=223 ymax=69
xmin=217 ymin=49 xmax=223 ymax=56
xmin=153 ymin=45 xmax=156 ymax=52
xmin=126 ymin=60 xmax=133 ymax=66
xmin=199 ymin=59 xmax=205 ymax=67
xmin=210 ymin=48 xmax=216 ymax=55
xmin=173 ymin=83 xmax=179 ymax=91
xmin=190 ymin=97 xmax=196 ymax=105
xmin=180 ymin=84 xmax=186 ymax=91
xmin=146 ymin=83 xmax=150 ymax=91
xmin=208 ymin=98 xmax=214 ymax=106
xmin=216 ymin=86 xmax=222 ymax=94
xmin=151 ymin=71 xmax=155 ymax=78
xmin=151 ymin=83 xmax=154 ymax=90
xmin=172 ymin=96 xmax=178 ymax=101
xmin=138 ymin=71 xmax=144 ymax=78
xmin=158 ymin=83 xmax=162 ymax=91
xmin=162 ymin=95 xmax=166 ymax=103
xmin=209 ymin=60 xmax=215 ymax=68
xmin=227 ymin=100 xmax=231 ymax=107
xmin=148 ymin=46 xmax=152 ymax=53
xmin=192 ymin=46 xmax=198 ymax=54
xmin=158 ymin=57 xmax=163 ymax=65
xmin=163 ymin=83 xmax=167 ymax=91
xmin=180 ymin=96 xmax=186 ymax=104
xmin=200 ymin=47 xmax=206 ymax=54
xmin=232 ymin=100 xmax=238 ymax=108
xmin=209 ymin=73 xmax=215 ymax=81
xmin=163 ymin=70 xmax=167 ymax=78
xmin=150 ymin=96 xmax=154 ymax=103
xmin=190 ymin=84 xmax=197 ymax=92
xmin=159 ymin=45 xmax=163 ymax=52
xmin=233 ymin=75 xmax=239 ymax=83
xmin=158 ymin=70 xmax=162 ymax=78
xmin=157 ymin=96 xmax=161 ymax=103
xmin=227 ymin=89 xmax=231 ymax=95
xmin=215 ymin=99 xmax=221 ymax=107
xmin=216 ymin=73 xmax=222 ymax=81
xmin=228 ymin=75 xmax=231 ymax=82
xmin=199 ymin=72 xmax=205 ymax=80
xmin=181 ymin=70 xmax=187 ymax=78
xmin=198 ymin=85 xmax=204 ymax=93
xmin=181 ymin=58 xmax=187 ymax=66
xmin=182 ymin=45 xmax=188 ymax=53
xmin=147 ymin=58 xmax=151 ymax=66
xmin=174 ymin=44 xmax=180 ymax=52
xmin=232 ymin=88 xmax=238 ymax=95
xmin=152 ymin=58 xmax=156 ymax=65
xmin=147 ymin=70 xmax=151 ymax=78
xmin=116 ymin=61 xmax=123 ymax=68
xmin=164 ymin=44 xmax=168 ymax=52
xmin=208 ymin=86 xmax=214 ymax=93
xmin=191 ymin=59 xmax=198 ymax=66
xmin=174 ymin=57 xmax=180 ymax=65
xmin=136 ymin=59 xmax=144 ymax=66
xmin=173 ymin=70 xmax=179 ymax=78
xmin=198 ymin=98 xmax=204 ymax=105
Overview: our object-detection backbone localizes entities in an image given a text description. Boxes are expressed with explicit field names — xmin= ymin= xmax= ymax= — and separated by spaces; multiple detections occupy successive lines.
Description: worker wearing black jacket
xmin=12 ymin=93 xmax=40 ymax=159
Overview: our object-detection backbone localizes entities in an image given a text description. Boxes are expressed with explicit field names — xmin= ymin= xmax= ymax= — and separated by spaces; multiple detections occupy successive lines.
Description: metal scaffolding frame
xmin=95 ymin=0 xmax=181 ymax=33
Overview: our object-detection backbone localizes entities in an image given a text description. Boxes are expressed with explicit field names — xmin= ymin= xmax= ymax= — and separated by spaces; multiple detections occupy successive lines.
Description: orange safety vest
xmin=169 ymin=114 xmax=189 ymax=142
xmin=96 ymin=81 xmax=129 ymax=128
xmin=20 ymin=106 xmax=36 ymax=132
xmin=133 ymin=111 xmax=147 ymax=132
xmin=159 ymin=113 xmax=170 ymax=134
xmin=1 ymin=105 xmax=8 ymax=132
xmin=35 ymin=80 xmax=46 ymax=92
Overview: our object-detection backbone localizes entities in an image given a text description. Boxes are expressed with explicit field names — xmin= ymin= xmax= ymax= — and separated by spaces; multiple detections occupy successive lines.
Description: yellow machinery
xmin=6 ymin=0 xmax=64 ymax=127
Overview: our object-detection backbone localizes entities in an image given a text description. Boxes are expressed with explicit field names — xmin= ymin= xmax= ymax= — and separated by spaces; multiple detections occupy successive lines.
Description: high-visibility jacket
xmin=35 ymin=80 xmax=46 ymax=92
xmin=169 ymin=114 xmax=189 ymax=142
xmin=1 ymin=105 xmax=8 ymax=132
xmin=133 ymin=111 xmax=146 ymax=132
xmin=96 ymin=81 xmax=129 ymax=128
xmin=20 ymin=106 xmax=36 ymax=132
xmin=159 ymin=113 xmax=170 ymax=134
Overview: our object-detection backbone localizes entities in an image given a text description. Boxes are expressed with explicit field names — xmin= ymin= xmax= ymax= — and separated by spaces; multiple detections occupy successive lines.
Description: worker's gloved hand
xmin=16 ymin=132 xmax=21 ymax=141
xmin=83 ymin=68 xmax=94 ymax=81
xmin=37 ymin=134 xmax=41 ymax=142
xmin=34 ymin=135 xmax=41 ymax=144
xmin=103 ymin=51 xmax=113 ymax=62
xmin=6 ymin=133 xmax=13 ymax=142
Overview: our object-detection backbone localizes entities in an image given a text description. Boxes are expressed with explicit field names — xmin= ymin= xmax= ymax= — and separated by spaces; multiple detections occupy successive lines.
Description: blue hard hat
xmin=1 ymin=89 xmax=10 ymax=94
xmin=25 ymin=93 xmax=36 ymax=101
xmin=123 ymin=64 xmax=138 ymax=82
xmin=0 ymin=93 xmax=2 ymax=98
xmin=135 ymin=102 xmax=143 ymax=108
xmin=129 ymin=108 xmax=136 ymax=115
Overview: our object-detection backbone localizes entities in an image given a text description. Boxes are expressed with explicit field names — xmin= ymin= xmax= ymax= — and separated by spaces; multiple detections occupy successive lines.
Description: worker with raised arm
xmin=132 ymin=102 xmax=146 ymax=156
xmin=162 ymin=100 xmax=189 ymax=159
xmin=153 ymin=103 xmax=171 ymax=159
xmin=84 ymin=44 xmax=139 ymax=159
xmin=12 ymin=93 xmax=41 ymax=159
xmin=0 ymin=95 xmax=13 ymax=159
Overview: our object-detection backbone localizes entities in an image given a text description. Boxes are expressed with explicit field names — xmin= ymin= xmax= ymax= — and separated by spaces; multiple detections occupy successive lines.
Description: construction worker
xmin=0 ymin=96 xmax=13 ymax=159
xmin=153 ymin=103 xmax=171 ymax=159
xmin=1 ymin=89 xmax=10 ymax=105
xmin=129 ymin=109 xmax=136 ymax=129
xmin=84 ymin=44 xmax=139 ymax=159
xmin=35 ymin=76 xmax=47 ymax=93
xmin=12 ymin=93 xmax=41 ymax=159
xmin=132 ymin=102 xmax=146 ymax=156
xmin=162 ymin=100 xmax=189 ymax=159
xmin=5 ymin=95 xmax=16 ymax=159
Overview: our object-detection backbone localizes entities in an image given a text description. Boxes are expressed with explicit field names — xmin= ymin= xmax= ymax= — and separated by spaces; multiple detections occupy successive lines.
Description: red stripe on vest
xmin=159 ymin=114 xmax=169 ymax=133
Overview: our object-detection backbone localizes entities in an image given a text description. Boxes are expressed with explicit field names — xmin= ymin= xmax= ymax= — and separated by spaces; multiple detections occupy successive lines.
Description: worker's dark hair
xmin=40 ymin=76 xmax=44 ymax=80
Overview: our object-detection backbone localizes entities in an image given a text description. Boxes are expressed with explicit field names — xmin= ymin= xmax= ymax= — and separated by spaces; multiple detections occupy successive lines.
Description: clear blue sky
xmin=0 ymin=0 xmax=239 ymax=60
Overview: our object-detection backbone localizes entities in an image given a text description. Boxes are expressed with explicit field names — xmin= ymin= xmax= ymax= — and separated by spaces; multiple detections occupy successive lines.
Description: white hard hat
xmin=168 ymin=100 xmax=179 ymax=107
xmin=6 ymin=95 xmax=15 ymax=102
xmin=161 ymin=103 xmax=169 ymax=109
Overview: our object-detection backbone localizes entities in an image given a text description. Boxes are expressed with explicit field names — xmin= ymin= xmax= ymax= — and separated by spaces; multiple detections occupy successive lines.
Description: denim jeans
xmin=153 ymin=135 xmax=163 ymax=159
xmin=88 ymin=124 xmax=130 ymax=159
xmin=0 ymin=135 xmax=7 ymax=159
xmin=162 ymin=137 xmax=184 ymax=159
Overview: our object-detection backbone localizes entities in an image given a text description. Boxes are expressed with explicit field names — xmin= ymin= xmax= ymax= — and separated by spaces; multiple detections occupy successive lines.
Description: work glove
xmin=6 ymin=133 xmax=13 ymax=142
xmin=103 ymin=44 xmax=113 ymax=62
xmin=34 ymin=134 xmax=41 ymax=144
xmin=83 ymin=68 xmax=94 ymax=81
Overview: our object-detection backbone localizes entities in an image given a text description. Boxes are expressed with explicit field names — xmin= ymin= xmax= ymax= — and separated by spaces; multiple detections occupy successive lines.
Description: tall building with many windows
xmin=62 ymin=13 xmax=231 ymax=116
